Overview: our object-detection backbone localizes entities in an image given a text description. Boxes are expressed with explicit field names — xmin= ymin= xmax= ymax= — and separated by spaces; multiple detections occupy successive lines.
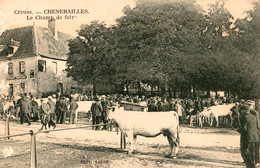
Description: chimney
xmin=48 ymin=19 xmax=57 ymax=40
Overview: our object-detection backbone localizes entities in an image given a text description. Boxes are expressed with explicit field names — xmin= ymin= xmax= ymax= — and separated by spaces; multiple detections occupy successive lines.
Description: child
xmin=39 ymin=99 xmax=50 ymax=131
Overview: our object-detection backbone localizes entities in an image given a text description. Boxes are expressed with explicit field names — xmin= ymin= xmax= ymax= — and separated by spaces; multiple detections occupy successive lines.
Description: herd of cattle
xmin=190 ymin=103 xmax=236 ymax=128
xmin=1 ymin=98 xmax=237 ymax=129
xmin=106 ymin=102 xmax=242 ymax=157
xmin=74 ymin=101 xmax=237 ymax=129
xmin=1 ymin=98 xmax=244 ymax=158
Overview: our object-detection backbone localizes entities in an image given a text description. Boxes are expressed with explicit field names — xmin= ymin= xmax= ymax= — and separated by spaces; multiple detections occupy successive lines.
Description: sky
xmin=0 ymin=0 xmax=257 ymax=37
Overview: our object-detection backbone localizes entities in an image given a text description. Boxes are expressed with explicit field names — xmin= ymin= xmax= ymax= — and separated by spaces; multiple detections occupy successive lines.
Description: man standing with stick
xmin=239 ymin=104 xmax=259 ymax=168
xmin=90 ymin=97 xmax=103 ymax=130
xmin=101 ymin=95 xmax=110 ymax=130
xmin=69 ymin=97 xmax=78 ymax=124
xmin=20 ymin=95 xmax=31 ymax=126
xmin=48 ymin=96 xmax=56 ymax=129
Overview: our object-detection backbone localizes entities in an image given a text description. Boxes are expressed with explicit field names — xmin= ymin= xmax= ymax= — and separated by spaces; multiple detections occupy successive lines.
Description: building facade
xmin=0 ymin=20 xmax=77 ymax=97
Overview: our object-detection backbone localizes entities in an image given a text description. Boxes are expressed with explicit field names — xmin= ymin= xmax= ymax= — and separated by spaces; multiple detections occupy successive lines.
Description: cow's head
xmin=108 ymin=104 xmax=125 ymax=119
xmin=108 ymin=105 xmax=119 ymax=120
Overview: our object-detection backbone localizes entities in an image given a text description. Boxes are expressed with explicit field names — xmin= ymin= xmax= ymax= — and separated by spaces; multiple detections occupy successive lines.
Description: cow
xmin=108 ymin=106 xmax=180 ymax=158
xmin=202 ymin=103 xmax=235 ymax=127
xmin=196 ymin=108 xmax=212 ymax=127
xmin=187 ymin=108 xmax=203 ymax=127
xmin=75 ymin=101 xmax=94 ymax=121
xmin=3 ymin=100 xmax=15 ymax=116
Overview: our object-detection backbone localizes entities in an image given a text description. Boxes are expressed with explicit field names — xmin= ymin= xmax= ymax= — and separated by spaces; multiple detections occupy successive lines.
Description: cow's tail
xmin=177 ymin=122 xmax=180 ymax=146
xmin=173 ymin=112 xmax=180 ymax=145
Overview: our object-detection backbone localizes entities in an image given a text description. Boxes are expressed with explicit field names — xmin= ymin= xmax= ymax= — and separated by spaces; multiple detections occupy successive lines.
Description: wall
xmin=0 ymin=55 xmax=80 ymax=97
xmin=0 ymin=60 xmax=9 ymax=95
xmin=36 ymin=56 xmax=76 ymax=96
xmin=4 ymin=56 xmax=38 ymax=96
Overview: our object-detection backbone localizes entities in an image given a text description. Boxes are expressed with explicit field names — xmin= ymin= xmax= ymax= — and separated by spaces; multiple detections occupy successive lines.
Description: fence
xmin=0 ymin=116 xmax=126 ymax=168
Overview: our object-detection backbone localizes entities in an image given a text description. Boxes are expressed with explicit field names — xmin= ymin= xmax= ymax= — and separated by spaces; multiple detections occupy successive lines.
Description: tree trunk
xmin=193 ymin=86 xmax=196 ymax=98
xmin=157 ymin=83 xmax=160 ymax=96
xmin=168 ymin=86 xmax=172 ymax=98
xmin=126 ymin=84 xmax=129 ymax=95
xmin=206 ymin=89 xmax=210 ymax=98
xmin=185 ymin=84 xmax=189 ymax=98
xmin=151 ymin=83 xmax=153 ymax=96
xmin=189 ymin=84 xmax=192 ymax=98
xmin=173 ymin=86 xmax=177 ymax=98
xmin=137 ymin=81 xmax=141 ymax=97
xmin=93 ymin=84 xmax=96 ymax=97
xmin=161 ymin=85 xmax=165 ymax=97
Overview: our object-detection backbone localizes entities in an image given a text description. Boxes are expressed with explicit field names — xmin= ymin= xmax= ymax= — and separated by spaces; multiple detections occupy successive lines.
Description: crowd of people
xmin=0 ymin=92 xmax=257 ymax=128
xmin=0 ymin=93 xmax=79 ymax=131
xmin=0 ymin=92 xmax=260 ymax=167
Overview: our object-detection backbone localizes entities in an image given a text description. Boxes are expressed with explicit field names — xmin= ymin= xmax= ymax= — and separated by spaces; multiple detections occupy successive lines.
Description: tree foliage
xmin=66 ymin=0 xmax=260 ymax=98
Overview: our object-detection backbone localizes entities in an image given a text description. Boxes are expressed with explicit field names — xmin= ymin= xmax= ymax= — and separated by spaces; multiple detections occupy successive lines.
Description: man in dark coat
xmin=31 ymin=97 xmax=39 ymax=122
xmin=90 ymin=97 xmax=103 ymax=130
xmin=230 ymin=102 xmax=240 ymax=128
xmin=20 ymin=95 xmax=31 ymax=125
xmin=247 ymin=101 xmax=260 ymax=166
xmin=101 ymin=95 xmax=110 ymax=130
xmin=239 ymin=105 xmax=259 ymax=168
xmin=0 ymin=95 xmax=4 ymax=118
xmin=59 ymin=97 xmax=68 ymax=124
xmin=148 ymin=98 xmax=158 ymax=112
xmin=55 ymin=96 xmax=61 ymax=123
xmin=157 ymin=98 xmax=165 ymax=111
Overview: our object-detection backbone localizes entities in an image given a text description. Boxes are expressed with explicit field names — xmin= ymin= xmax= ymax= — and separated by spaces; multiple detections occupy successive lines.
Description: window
xmin=9 ymin=84 xmax=13 ymax=96
xmin=8 ymin=63 xmax=13 ymax=75
xmin=19 ymin=61 xmax=25 ymax=74
xmin=8 ymin=47 xmax=14 ymax=54
xmin=38 ymin=60 xmax=46 ymax=72
xmin=20 ymin=83 xmax=25 ymax=94
xmin=52 ymin=61 xmax=57 ymax=74
xmin=30 ymin=70 xmax=34 ymax=78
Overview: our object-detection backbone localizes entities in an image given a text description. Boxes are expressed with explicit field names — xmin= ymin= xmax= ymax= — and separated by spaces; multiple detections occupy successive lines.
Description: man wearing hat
xmin=101 ymin=95 xmax=111 ymax=130
xmin=69 ymin=97 xmax=78 ymax=124
xmin=39 ymin=99 xmax=51 ymax=130
xmin=247 ymin=100 xmax=260 ymax=166
xmin=90 ymin=97 xmax=103 ymax=130
xmin=31 ymin=97 xmax=39 ymax=122
xmin=0 ymin=95 xmax=4 ymax=118
xmin=238 ymin=104 xmax=259 ymax=168
xmin=20 ymin=94 xmax=31 ymax=125
xmin=48 ymin=96 xmax=56 ymax=128
xmin=57 ymin=96 xmax=68 ymax=124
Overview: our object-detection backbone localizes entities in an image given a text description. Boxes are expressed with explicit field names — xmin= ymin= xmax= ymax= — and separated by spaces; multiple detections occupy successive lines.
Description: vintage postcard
xmin=0 ymin=0 xmax=259 ymax=167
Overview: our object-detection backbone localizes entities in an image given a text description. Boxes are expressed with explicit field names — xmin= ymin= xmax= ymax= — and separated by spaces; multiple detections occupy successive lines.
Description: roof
xmin=0 ymin=25 xmax=73 ymax=60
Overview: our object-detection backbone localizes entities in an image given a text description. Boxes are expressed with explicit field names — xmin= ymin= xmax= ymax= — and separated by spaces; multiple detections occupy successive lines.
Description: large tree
xmin=66 ymin=0 xmax=260 ymax=98
xmin=66 ymin=21 xmax=116 ymax=95
xmin=113 ymin=0 xmax=206 ymax=96
xmin=233 ymin=0 xmax=260 ymax=98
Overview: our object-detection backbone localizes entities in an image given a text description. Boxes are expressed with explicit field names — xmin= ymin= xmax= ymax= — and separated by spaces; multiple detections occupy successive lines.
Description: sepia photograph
xmin=0 ymin=0 xmax=260 ymax=167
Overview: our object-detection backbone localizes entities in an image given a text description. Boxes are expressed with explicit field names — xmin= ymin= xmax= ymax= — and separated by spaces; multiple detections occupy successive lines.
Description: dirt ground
xmin=0 ymin=119 xmax=245 ymax=168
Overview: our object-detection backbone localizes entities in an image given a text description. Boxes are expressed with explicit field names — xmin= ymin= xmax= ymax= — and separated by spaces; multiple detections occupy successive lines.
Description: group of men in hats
xmin=238 ymin=100 xmax=260 ymax=168
xmin=90 ymin=95 xmax=113 ymax=130
xmin=39 ymin=97 xmax=56 ymax=130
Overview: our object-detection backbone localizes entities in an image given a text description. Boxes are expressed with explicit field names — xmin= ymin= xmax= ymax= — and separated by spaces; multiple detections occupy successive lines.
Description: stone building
xmin=0 ymin=19 xmax=77 ymax=97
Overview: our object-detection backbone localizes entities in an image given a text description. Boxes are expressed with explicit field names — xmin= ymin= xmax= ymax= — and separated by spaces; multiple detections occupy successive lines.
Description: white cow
xmin=204 ymin=103 xmax=235 ymax=127
xmin=3 ymin=101 xmax=14 ymax=113
xmin=196 ymin=108 xmax=212 ymax=127
xmin=75 ymin=101 xmax=94 ymax=121
xmin=108 ymin=106 xmax=180 ymax=158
